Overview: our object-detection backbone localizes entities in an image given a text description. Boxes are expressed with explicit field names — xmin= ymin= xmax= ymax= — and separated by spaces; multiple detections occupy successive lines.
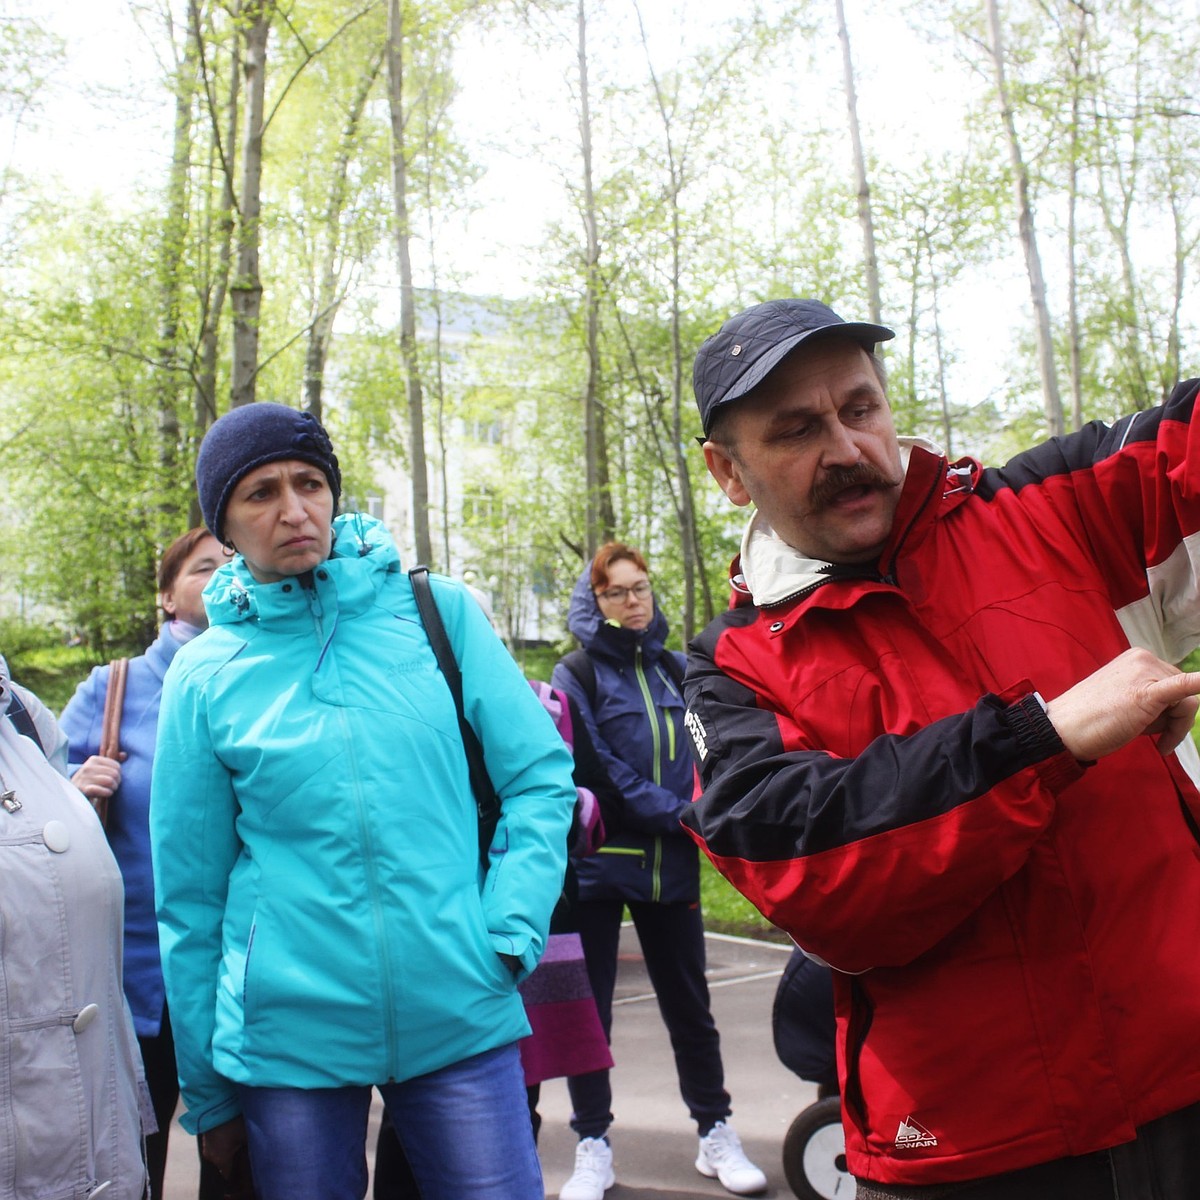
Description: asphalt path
xmin=163 ymin=927 xmax=811 ymax=1199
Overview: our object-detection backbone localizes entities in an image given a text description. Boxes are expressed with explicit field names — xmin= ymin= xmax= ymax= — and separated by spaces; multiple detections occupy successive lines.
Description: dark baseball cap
xmin=693 ymin=298 xmax=894 ymax=436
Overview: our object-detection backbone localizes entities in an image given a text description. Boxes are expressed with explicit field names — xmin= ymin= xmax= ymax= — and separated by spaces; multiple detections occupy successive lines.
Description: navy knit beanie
xmin=196 ymin=402 xmax=342 ymax=541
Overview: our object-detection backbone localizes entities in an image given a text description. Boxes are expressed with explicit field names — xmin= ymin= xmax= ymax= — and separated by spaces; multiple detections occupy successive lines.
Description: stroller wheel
xmin=781 ymin=1096 xmax=855 ymax=1199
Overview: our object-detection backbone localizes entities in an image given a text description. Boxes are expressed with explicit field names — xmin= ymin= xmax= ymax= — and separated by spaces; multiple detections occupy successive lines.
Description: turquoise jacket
xmin=150 ymin=514 xmax=574 ymax=1135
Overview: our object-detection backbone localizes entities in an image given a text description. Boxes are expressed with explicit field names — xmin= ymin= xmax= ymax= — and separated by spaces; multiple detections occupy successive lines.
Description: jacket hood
xmin=566 ymin=563 xmax=671 ymax=666
xmin=203 ymin=512 xmax=400 ymax=627
xmin=738 ymin=436 xmax=961 ymax=606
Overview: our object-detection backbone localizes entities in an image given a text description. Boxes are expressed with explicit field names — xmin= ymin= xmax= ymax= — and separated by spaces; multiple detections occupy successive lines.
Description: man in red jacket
xmin=682 ymin=297 xmax=1200 ymax=1198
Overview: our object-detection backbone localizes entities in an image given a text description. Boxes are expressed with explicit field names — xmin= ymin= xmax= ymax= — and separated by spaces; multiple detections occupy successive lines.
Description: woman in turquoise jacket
xmin=150 ymin=402 xmax=574 ymax=1200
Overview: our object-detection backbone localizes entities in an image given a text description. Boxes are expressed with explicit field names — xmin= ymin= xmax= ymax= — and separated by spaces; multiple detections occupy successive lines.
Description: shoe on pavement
xmin=695 ymin=1121 xmax=768 ymax=1195
xmin=559 ymin=1137 xmax=614 ymax=1200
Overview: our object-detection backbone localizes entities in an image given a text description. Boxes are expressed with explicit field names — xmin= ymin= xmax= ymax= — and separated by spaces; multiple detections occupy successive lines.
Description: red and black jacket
xmin=682 ymin=382 xmax=1200 ymax=1185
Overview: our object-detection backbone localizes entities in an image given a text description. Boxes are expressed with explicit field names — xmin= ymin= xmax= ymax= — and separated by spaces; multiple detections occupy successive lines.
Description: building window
xmin=465 ymin=416 xmax=503 ymax=445
xmin=462 ymin=487 xmax=495 ymax=525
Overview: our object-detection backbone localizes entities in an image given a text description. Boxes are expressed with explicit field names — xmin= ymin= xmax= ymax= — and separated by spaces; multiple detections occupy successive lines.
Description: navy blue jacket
xmin=551 ymin=568 xmax=698 ymax=904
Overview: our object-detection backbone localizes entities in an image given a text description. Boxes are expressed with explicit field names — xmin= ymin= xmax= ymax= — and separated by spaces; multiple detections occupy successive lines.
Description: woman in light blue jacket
xmin=150 ymin=403 xmax=574 ymax=1200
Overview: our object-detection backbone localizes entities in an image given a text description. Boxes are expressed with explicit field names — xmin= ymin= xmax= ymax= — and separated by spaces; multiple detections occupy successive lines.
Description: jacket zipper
xmin=635 ymin=646 xmax=662 ymax=785
xmin=311 ymin=583 xmax=399 ymax=1076
xmin=759 ymin=564 xmax=886 ymax=611
xmin=842 ymin=976 xmax=874 ymax=1143
xmin=345 ymin=705 xmax=397 ymax=1075
xmin=656 ymin=664 xmax=679 ymax=762
xmin=635 ymin=645 xmax=665 ymax=900
xmin=879 ymin=454 xmax=944 ymax=580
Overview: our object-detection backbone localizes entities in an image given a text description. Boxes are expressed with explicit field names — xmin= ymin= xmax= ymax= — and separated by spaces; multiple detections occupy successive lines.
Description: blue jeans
xmin=238 ymin=1043 xmax=543 ymax=1200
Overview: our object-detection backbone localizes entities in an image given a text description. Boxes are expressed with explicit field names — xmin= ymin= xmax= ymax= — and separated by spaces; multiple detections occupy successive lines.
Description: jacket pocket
xmin=841 ymin=976 xmax=874 ymax=1146
xmin=597 ymin=846 xmax=647 ymax=864
xmin=7 ymin=1021 xmax=90 ymax=1197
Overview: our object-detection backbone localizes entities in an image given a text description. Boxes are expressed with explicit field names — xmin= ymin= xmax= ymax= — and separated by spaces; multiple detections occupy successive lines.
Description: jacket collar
xmin=142 ymin=624 xmax=185 ymax=682
xmin=203 ymin=513 xmax=399 ymax=628
xmin=737 ymin=437 xmax=973 ymax=608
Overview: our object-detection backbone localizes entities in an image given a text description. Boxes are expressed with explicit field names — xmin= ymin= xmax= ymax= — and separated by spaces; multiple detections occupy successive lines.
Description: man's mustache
xmin=811 ymin=461 xmax=902 ymax=510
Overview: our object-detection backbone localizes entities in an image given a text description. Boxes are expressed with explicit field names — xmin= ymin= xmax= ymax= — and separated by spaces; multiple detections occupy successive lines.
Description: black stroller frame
xmin=772 ymin=947 xmax=856 ymax=1199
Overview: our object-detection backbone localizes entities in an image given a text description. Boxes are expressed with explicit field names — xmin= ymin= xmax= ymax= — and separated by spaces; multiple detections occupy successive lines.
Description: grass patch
xmin=1 ymin=619 xmax=133 ymax=714
xmin=700 ymin=854 xmax=790 ymax=943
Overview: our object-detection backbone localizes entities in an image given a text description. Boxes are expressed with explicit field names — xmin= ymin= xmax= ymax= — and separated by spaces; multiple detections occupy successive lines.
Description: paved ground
xmin=163 ymin=928 xmax=813 ymax=1199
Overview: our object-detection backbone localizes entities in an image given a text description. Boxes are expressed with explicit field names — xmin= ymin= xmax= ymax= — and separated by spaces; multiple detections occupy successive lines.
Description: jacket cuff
xmin=188 ymin=1092 xmax=242 ymax=1136
xmin=489 ymin=930 xmax=537 ymax=981
xmin=1004 ymin=692 xmax=1087 ymax=791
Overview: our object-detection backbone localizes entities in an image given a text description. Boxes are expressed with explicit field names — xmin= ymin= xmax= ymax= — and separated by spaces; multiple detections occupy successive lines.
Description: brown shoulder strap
xmin=99 ymin=658 xmax=129 ymax=761
xmin=94 ymin=657 xmax=129 ymax=828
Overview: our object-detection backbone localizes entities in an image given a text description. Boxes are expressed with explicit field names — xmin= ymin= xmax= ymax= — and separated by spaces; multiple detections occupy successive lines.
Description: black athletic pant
xmin=138 ymin=1005 xmax=226 ymax=1200
xmin=566 ymin=898 xmax=731 ymax=1140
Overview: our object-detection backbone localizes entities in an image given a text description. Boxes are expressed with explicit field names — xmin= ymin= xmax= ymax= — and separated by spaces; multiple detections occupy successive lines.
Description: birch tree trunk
xmin=230 ymin=0 xmax=271 ymax=408
xmin=1064 ymin=1 xmax=1087 ymax=431
xmin=157 ymin=8 xmax=199 ymax=542
xmin=668 ymin=200 xmax=709 ymax=638
xmin=303 ymin=49 xmax=384 ymax=423
xmin=928 ymin=257 xmax=954 ymax=458
xmin=1093 ymin=96 xmax=1154 ymax=410
xmin=419 ymin=97 xmax=452 ymax=571
xmin=632 ymin=4 xmax=711 ymax=638
xmin=836 ymin=0 xmax=881 ymax=323
xmin=1066 ymin=120 xmax=1082 ymax=430
xmin=189 ymin=2 xmax=239 ymax=526
xmin=1164 ymin=148 xmax=1197 ymax=397
xmin=386 ymin=0 xmax=433 ymax=567
xmin=578 ymin=0 xmax=614 ymax=558
xmin=985 ymin=0 xmax=1064 ymax=436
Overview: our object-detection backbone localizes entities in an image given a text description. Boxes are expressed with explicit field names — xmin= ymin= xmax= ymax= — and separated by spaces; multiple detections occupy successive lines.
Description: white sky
xmin=7 ymin=0 xmax=1078 ymax=422
xmin=17 ymin=0 xmax=971 ymax=277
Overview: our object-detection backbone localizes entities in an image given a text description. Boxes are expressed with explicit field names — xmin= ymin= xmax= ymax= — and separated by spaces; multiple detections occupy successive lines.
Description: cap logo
xmin=730 ymin=344 xmax=742 ymax=356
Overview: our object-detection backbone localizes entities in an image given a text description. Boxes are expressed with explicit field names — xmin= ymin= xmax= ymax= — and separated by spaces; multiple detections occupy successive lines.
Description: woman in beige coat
xmin=0 ymin=655 xmax=149 ymax=1199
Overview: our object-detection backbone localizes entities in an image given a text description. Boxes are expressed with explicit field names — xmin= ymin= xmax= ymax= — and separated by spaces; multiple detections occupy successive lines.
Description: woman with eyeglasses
xmin=550 ymin=543 xmax=766 ymax=1200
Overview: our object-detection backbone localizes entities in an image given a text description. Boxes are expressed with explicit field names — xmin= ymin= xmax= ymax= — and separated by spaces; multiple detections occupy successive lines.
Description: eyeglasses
xmin=597 ymin=580 xmax=652 ymax=604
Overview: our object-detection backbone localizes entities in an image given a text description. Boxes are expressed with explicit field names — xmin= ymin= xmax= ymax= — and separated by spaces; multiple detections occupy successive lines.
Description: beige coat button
xmin=42 ymin=820 xmax=70 ymax=852
xmin=73 ymin=1003 xmax=100 ymax=1033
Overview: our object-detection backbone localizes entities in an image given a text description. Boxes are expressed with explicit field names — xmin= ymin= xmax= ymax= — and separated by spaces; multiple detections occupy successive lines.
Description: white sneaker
xmin=558 ymin=1137 xmax=614 ymax=1200
xmin=695 ymin=1121 xmax=768 ymax=1195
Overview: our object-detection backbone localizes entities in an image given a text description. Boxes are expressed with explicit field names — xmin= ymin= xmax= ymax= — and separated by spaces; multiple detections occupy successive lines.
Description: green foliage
xmin=700 ymin=855 xmax=784 ymax=941
xmin=0 ymin=619 xmax=134 ymax=714
xmin=512 ymin=642 xmax=563 ymax=682
xmin=7 ymin=0 xmax=1200 ymax=666
xmin=2 ymin=201 xmax=186 ymax=649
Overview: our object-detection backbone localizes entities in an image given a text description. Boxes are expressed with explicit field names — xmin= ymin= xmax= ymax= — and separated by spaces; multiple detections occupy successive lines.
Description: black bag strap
xmin=6 ymin=690 xmax=45 ymax=755
xmin=409 ymin=566 xmax=500 ymax=867
xmin=558 ymin=649 xmax=597 ymax=709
